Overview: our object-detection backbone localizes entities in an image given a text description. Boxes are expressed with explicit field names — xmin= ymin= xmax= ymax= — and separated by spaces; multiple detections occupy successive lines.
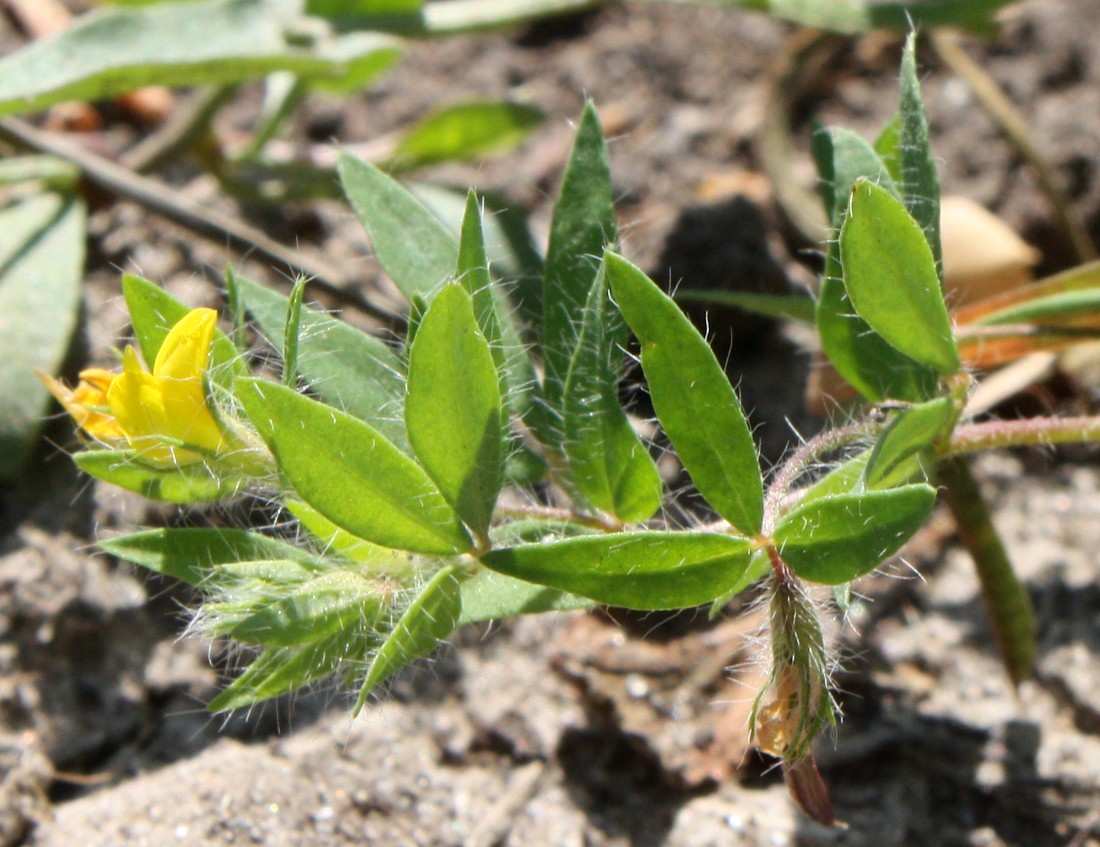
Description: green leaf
xmin=774 ymin=485 xmax=936 ymax=585
xmin=388 ymin=101 xmax=544 ymax=171
xmin=304 ymin=31 xmax=404 ymax=94
xmin=0 ymin=193 xmax=83 ymax=477
xmin=456 ymin=191 xmax=541 ymax=451
xmin=562 ymin=265 xmax=661 ymax=523
xmin=406 ymin=284 xmax=504 ymax=537
xmin=708 ymin=548 xmax=771 ymax=618
xmin=652 ymin=0 xmax=1011 ymax=35
xmin=540 ymin=102 xmax=617 ymax=423
xmin=898 ymin=33 xmax=942 ymax=270
xmin=232 ymin=274 xmax=407 ymax=447
xmin=458 ymin=191 xmax=506 ymax=394
xmin=308 ymin=0 xmax=423 ymax=15
xmin=874 ymin=116 xmax=903 ymax=186
xmin=338 ymin=153 xmax=458 ymax=301
xmin=814 ymin=127 xmax=898 ymax=226
xmin=100 ymin=527 xmax=322 ymax=585
xmin=482 ymin=532 xmax=758 ymax=611
xmin=975 ymin=289 xmax=1100 ymax=326
xmin=811 ymin=128 xmax=938 ymax=403
xmin=354 ymin=564 xmax=463 ymax=712
xmin=0 ymin=0 xmax=401 ymax=118
xmin=457 ymin=568 xmax=593 ymax=627
xmin=0 ymin=155 xmax=79 ymax=190
xmin=864 ymin=397 xmax=955 ymax=490
xmin=605 ymin=252 xmax=763 ymax=536
xmin=411 ymin=184 xmax=544 ymax=308
xmin=209 ymin=629 xmax=367 ymax=712
xmin=228 ymin=572 xmax=387 ymax=647
xmin=841 ymin=179 xmax=960 ymax=375
xmin=288 ymin=500 xmax=416 ymax=572
xmin=74 ymin=450 xmax=244 ymax=505
xmin=217 ymin=560 xmax=320 ymax=583
xmin=673 ymin=290 xmax=816 ymax=324
xmin=121 ymin=274 xmax=245 ymax=386
xmin=796 ymin=449 xmax=871 ymax=506
xmin=489 ymin=518 xmax=596 ymax=545
xmin=239 ymin=379 xmax=473 ymax=555
xmin=282 ymin=277 xmax=307 ymax=388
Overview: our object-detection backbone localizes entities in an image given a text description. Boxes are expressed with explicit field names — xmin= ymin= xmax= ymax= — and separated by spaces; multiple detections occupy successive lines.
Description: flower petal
xmin=37 ymin=369 xmax=125 ymax=443
xmin=158 ymin=375 xmax=225 ymax=454
xmin=153 ymin=307 xmax=218 ymax=381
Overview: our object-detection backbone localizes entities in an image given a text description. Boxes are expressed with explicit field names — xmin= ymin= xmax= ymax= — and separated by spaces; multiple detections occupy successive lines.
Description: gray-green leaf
xmin=899 ymin=32 xmax=942 ymax=269
xmin=540 ymin=102 xmax=616 ymax=424
xmin=1 ymin=193 xmax=83 ymax=477
xmin=354 ymin=564 xmax=463 ymax=712
xmin=233 ymin=274 xmax=407 ymax=447
xmin=0 ymin=0 xmax=401 ymax=118
xmin=562 ymin=265 xmax=662 ymax=523
xmin=338 ymin=153 xmax=458 ymax=302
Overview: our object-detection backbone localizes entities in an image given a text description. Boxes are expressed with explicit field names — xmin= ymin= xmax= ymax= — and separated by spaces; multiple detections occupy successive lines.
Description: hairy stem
xmin=763 ymin=420 xmax=877 ymax=534
xmin=947 ymin=415 xmax=1100 ymax=455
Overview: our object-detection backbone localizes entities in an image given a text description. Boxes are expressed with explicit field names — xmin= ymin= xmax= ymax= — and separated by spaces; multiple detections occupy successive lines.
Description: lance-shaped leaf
xmin=233 ymin=274 xmax=407 ymax=447
xmin=338 ymin=153 xmax=458 ymax=301
xmin=227 ymin=572 xmax=388 ymax=647
xmin=864 ymin=397 xmax=956 ymax=490
xmin=796 ymin=450 xmax=872 ymax=507
xmin=812 ymin=128 xmax=939 ymax=403
xmin=354 ymin=564 xmax=463 ymax=713
xmin=406 ymin=284 xmax=504 ymax=538
xmin=289 ymin=500 xmax=416 ymax=571
xmin=457 ymin=568 xmax=593 ymax=627
xmin=456 ymin=190 xmax=539 ymax=433
xmin=74 ymin=450 xmax=244 ymax=505
xmin=874 ymin=115 xmax=903 ymax=186
xmin=562 ymin=266 xmax=661 ymax=523
xmin=774 ymin=485 xmax=936 ymax=585
xmin=899 ymin=32 xmax=942 ymax=269
xmin=239 ymin=379 xmax=473 ymax=555
xmin=209 ymin=629 xmax=368 ymax=712
xmin=0 ymin=193 xmax=83 ymax=477
xmin=540 ymin=102 xmax=617 ymax=423
xmin=100 ymin=527 xmax=322 ymax=585
xmin=605 ymin=251 xmax=763 ymax=535
xmin=387 ymin=101 xmax=544 ymax=171
xmin=841 ymin=179 xmax=960 ymax=375
xmin=482 ymin=532 xmax=758 ymax=611
xmin=0 ymin=0 xmax=401 ymax=118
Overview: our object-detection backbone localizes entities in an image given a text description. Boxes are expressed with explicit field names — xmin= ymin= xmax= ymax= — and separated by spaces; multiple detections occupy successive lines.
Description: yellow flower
xmin=41 ymin=308 xmax=227 ymax=467
xmin=39 ymin=367 xmax=126 ymax=443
